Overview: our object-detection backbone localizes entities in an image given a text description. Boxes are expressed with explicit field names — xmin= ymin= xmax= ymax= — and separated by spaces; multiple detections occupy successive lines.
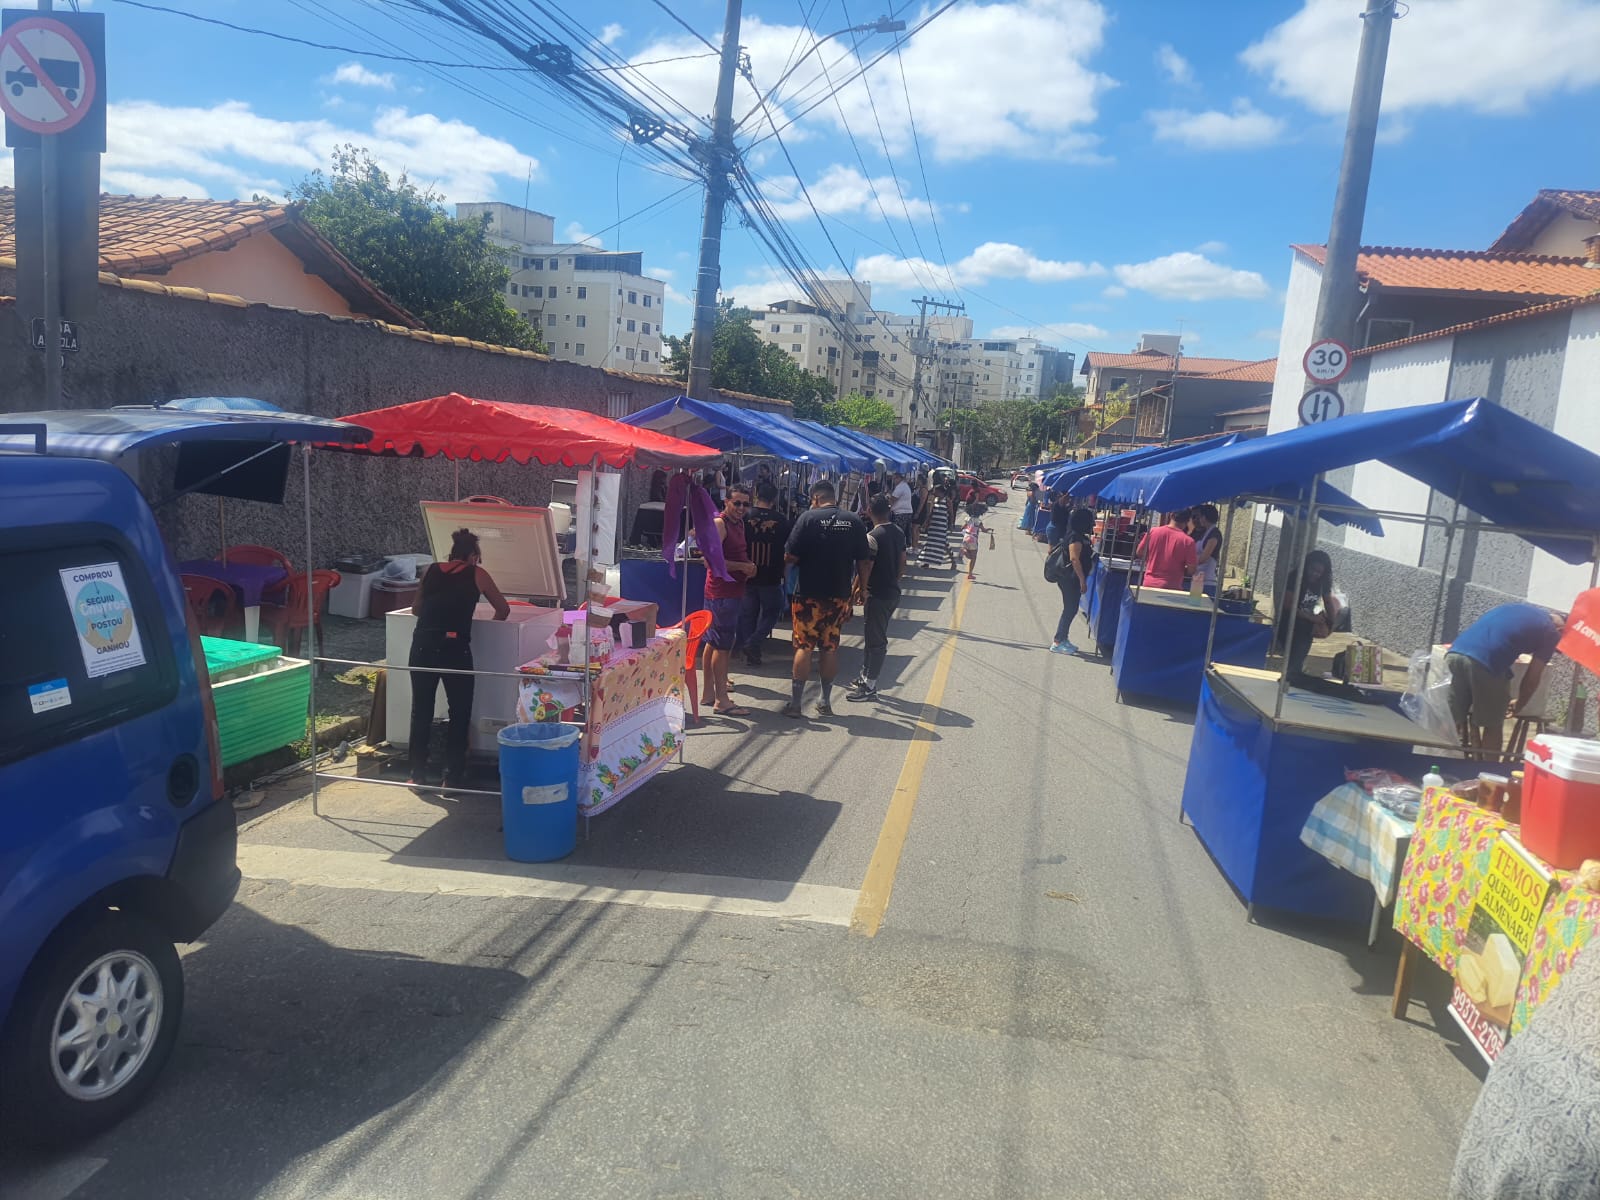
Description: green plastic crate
xmin=210 ymin=657 xmax=311 ymax=767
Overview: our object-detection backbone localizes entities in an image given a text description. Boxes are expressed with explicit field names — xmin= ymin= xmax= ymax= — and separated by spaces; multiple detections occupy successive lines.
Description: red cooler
xmin=1522 ymin=735 xmax=1600 ymax=869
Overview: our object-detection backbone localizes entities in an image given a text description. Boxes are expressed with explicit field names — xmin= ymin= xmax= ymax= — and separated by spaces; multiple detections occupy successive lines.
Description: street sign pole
xmin=39 ymin=91 xmax=61 ymax=404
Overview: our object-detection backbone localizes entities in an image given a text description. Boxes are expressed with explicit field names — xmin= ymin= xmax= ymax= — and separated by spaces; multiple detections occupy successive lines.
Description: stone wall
xmin=0 ymin=269 xmax=787 ymax=566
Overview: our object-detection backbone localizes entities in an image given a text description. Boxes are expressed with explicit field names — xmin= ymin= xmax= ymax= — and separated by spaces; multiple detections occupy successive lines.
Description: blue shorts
xmin=703 ymin=595 xmax=744 ymax=650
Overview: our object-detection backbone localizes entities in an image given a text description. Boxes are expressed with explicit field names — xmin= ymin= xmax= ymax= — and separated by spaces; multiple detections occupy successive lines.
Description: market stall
xmin=1107 ymin=399 xmax=1600 ymax=920
xmin=1111 ymin=587 xmax=1274 ymax=705
xmin=515 ymin=626 xmax=686 ymax=817
xmin=1391 ymin=784 xmax=1600 ymax=1061
xmin=312 ymin=392 xmax=720 ymax=815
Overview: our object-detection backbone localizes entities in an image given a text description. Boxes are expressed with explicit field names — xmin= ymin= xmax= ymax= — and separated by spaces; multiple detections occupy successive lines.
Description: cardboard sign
xmin=1448 ymin=833 xmax=1553 ymax=1062
xmin=59 ymin=561 xmax=146 ymax=678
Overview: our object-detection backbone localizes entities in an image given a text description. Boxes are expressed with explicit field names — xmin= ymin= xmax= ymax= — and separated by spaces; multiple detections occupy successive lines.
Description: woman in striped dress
xmin=917 ymin=483 xmax=957 ymax=569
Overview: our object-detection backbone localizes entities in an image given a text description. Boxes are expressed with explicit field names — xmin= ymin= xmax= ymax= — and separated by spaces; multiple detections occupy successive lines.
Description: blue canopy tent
xmin=1114 ymin=399 xmax=1600 ymax=923
xmin=777 ymin=419 xmax=876 ymax=472
xmin=1041 ymin=436 xmax=1232 ymax=494
xmin=1068 ymin=435 xmax=1242 ymax=500
xmin=801 ymin=421 xmax=916 ymax=473
xmin=620 ymin=395 xmax=845 ymax=470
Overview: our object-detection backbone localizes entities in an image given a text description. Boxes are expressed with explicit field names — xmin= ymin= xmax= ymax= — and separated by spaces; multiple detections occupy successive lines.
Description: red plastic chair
xmin=261 ymin=570 xmax=341 ymax=657
xmin=181 ymin=573 xmax=239 ymax=637
xmin=670 ymin=609 xmax=714 ymax=724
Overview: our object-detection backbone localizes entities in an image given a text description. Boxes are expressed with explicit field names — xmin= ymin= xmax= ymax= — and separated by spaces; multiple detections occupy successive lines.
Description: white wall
xmin=1340 ymin=336 xmax=1455 ymax=566
xmin=1527 ymin=303 xmax=1600 ymax=608
xmin=1268 ymin=252 xmax=1323 ymax=434
xmin=1529 ymin=211 xmax=1599 ymax=258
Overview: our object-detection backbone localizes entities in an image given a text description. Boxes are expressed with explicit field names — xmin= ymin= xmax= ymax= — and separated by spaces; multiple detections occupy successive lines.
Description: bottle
xmin=1422 ymin=765 xmax=1445 ymax=792
xmin=1189 ymin=572 xmax=1204 ymax=600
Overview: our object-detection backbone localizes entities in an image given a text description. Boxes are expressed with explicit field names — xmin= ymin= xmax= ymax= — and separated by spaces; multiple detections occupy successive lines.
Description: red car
xmin=957 ymin=473 xmax=1006 ymax=505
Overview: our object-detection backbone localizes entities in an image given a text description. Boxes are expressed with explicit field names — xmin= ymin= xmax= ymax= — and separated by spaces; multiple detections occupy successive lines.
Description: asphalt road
xmin=4 ymin=515 xmax=1485 ymax=1199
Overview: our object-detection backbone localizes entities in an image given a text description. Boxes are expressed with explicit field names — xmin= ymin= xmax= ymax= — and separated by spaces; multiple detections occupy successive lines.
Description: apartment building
xmin=748 ymin=279 xmax=977 ymax=429
xmin=457 ymin=201 xmax=666 ymax=374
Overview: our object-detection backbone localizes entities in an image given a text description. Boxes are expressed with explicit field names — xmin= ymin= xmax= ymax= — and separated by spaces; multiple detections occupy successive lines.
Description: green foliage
xmin=825 ymin=391 xmax=897 ymax=431
xmin=939 ymin=385 xmax=1089 ymax=468
xmin=661 ymin=299 xmax=836 ymax=419
xmin=290 ymin=145 xmax=545 ymax=351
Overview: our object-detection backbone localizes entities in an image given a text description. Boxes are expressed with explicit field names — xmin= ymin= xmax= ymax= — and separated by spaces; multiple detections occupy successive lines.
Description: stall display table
xmin=1182 ymin=665 xmax=1454 ymax=920
xmin=1300 ymin=783 xmax=1415 ymax=946
xmin=1081 ymin=558 xmax=1130 ymax=657
xmin=180 ymin=559 xmax=288 ymax=642
xmin=516 ymin=629 xmax=686 ymax=816
xmin=1112 ymin=587 xmax=1272 ymax=706
xmin=1392 ymin=787 xmax=1600 ymax=1037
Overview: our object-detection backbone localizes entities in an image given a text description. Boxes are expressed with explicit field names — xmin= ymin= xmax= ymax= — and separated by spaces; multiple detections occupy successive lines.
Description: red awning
xmin=328 ymin=393 xmax=721 ymax=470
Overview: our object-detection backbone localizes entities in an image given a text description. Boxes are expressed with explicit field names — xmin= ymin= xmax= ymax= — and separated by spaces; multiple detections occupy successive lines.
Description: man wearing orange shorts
xmin=783 ymin=479 xmax=872 ymax=718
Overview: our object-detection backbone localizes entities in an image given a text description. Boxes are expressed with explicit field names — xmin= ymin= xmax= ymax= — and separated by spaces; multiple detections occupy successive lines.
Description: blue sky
xmin=3 ymin=0 xmax=1596 ymax=363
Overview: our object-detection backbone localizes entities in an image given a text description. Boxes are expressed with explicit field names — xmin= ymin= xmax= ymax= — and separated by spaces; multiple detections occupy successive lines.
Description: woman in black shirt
xmin=408 ymin=528 xmax=509 ymax=788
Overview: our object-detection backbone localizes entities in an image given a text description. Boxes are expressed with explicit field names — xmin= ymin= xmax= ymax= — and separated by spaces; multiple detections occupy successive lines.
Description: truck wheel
xmin=0 ymin=913 xmax=183 ymax=1145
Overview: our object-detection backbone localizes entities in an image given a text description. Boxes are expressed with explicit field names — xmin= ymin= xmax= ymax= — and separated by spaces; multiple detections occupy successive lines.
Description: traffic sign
xmin=1302 ymin=338 xmax=1352 ymax=384
xmin=31 ymin=317 xmax=79 ymax=353
xmin=0 ymin=16 xmax=96 ymax=136
xmin=1298 ymin=387 xmax=1345 ymax=426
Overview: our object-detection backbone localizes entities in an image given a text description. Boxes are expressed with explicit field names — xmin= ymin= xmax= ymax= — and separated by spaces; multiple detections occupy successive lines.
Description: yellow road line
xmin=850 ymin=575 xmax=972 ymax=937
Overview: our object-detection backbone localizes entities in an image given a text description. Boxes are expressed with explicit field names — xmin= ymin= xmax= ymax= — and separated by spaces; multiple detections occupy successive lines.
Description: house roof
xmin=1291 ymin=242 xmax=1600 ymax=300
xmin=1354 ymin=290 xmax=1600 ymax=359
xmin=1489 ymin=189 xmax=1600 ymax=253
xmin=1200 ymin=357 xmax=1276 ymax=382
xmin=0 ymin=190 xmax=421 ymax=328
xmin=1216 ymin=405 xmax=1272 ymax=418
xmin=1080 ymin=350 xmax=1259 ymax=377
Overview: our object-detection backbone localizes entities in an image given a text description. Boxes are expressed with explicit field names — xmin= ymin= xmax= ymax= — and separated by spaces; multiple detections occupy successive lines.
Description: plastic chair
xmin=261 ymin=569 xmax=341 ymax=657
xmin=181 ymin=573 xmax=239 ymax=637
xmin=667 ymin=609 xmax=714 ymax=724
xmin=224 ymin=544 xmax=294 ymax=602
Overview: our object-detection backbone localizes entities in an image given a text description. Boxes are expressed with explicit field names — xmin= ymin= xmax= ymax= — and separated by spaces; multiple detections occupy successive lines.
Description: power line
xmin=893 ymin=35 xmax=959 ymax=302
xmin=645 ymin=0 xmax=720 ymax=55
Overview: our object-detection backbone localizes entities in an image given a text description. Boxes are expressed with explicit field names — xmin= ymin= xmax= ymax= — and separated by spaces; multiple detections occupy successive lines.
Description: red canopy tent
xmin=326 ymin=392 xmax=720 ymax=469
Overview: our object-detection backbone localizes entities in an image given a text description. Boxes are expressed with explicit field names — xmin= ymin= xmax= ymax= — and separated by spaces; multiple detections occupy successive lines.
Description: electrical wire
xmin=893 ymin=33 xmax=959 ymax=303
xmin=645 ymin=0 xmax=721 ymax=55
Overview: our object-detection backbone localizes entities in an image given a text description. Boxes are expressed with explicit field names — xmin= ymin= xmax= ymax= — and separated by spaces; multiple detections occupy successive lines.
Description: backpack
xmin=1045 ymin=534 xmax=1094 ymax=585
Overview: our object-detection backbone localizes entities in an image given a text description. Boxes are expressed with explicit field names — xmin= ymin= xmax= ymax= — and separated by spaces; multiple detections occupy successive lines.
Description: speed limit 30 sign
xmin=1302 ymin=338 xmax=1352 ymax=384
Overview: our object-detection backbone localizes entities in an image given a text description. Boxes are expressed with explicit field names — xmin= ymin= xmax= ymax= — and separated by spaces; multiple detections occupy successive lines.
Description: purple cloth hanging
xmin=662 ymin=472 xmax=731 ymax=581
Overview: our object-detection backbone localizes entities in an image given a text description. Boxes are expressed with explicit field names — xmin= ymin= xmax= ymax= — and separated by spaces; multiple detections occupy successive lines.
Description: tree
xmin=290 ymin=146 xmax=545 ymax=351
xmin=825 ymin=391 xmax=897 ymax=431
xmin=661 ymin=299 xmax=835 ymax=419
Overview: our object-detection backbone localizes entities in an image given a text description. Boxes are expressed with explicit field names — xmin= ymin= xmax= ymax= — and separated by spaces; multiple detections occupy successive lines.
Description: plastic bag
xmin=1400 ymin=649 xmax=1459 ymax=745
xmin=382 ymin=557 xmax=417 ymax=582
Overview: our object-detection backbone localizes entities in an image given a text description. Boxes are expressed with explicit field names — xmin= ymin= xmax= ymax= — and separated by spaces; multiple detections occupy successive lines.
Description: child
xmin=960 ymin=503 xmax=995 ymax=580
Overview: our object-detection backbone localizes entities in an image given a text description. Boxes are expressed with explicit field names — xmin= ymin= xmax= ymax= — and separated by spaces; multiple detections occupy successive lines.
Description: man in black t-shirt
xmin=847 ymin=494 xmax=907 ymax=703
xmin=737 ymin=481 xmax=792 ymax=666
xmin=783 ymin=480 xmax=872 ymax=717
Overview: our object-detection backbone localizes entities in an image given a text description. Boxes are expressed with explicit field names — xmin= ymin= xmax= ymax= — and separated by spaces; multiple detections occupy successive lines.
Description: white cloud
xmin=1196 ymin=240 xmax=1228 ymax=255
xmin=325 ymin=62 xmax=396 ymax=91
xmin=628 ymin=1 xmax=1116 ymax=163
xmin=99 ymin=99 xmax=538 ymax=203
xmin=1102 ymin=285 xmax=1128 ymax=299
xmin=1156 ymin=44 xmax=1193 ymax=86
xmin=856 ymin=242 xmax=1104 ymax=290
xmin=1112 ymin=252 xmax=1272 ymax=301
xmin=599 ymin=23 xmax=626 ymax=46
xmin=764 ymin=164 xmax=935 ymax=222
xmin=1243 ymin=0 xmax=1600 ymax=117
xmin=989 ymin=321 xmax=1108 ymax=343
xmin=561 ymin=220 xmax=602 ymax=247
xmin=1148 ymin=100 xmax=1286 ymax=149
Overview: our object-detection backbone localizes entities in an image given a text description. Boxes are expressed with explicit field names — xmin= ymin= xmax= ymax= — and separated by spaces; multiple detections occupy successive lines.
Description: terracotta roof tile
xmin=1354 ymin=291 xmax=1600 ymax=358
xmin=1082 ymin=351 xmax=1259 ymax=376
xmin=1489 ymin=189 xmax=1600 ymax=252
xmin=1198 ymin=357 xmax=1276 ymax=382
xmin=1292 ymin=242 xmax=1600 ymax=299
xmin=0 ymin=189 xmax=422 ymax=327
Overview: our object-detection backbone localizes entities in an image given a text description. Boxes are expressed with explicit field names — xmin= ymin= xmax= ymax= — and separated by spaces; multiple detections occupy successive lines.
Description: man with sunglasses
xmin=701 ymin=483 xmax=757 ymax=717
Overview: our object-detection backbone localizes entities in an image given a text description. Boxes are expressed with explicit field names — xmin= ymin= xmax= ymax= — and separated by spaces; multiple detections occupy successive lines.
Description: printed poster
xmin=1448 ymin=833 xmax=1554 ymax=1062
xmin=59 ymin=562 xmax=146 ymax=678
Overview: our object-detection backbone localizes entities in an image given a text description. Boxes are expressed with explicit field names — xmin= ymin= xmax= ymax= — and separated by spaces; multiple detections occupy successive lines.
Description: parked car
xmin=1011 ymin=470 xmax=1035 ymax=490
xmin=0 ymin=407 xmax=366 ymax=1144
xmin=957 ymin=473 xmax=1007 ymax=505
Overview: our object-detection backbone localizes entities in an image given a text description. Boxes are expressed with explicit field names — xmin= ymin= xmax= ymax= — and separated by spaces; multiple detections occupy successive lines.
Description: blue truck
xmin=0 ymin=406 xmax=367 ymax=1143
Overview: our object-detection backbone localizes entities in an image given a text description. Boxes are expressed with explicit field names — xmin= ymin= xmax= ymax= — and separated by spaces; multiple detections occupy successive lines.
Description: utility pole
xmin=687 ymin=0 xmax=744 ymax=401
xmin=908 ymin=295 xmax=963 ymax=442
xmin=1309 ymin=0 xmax=1397 ymax=350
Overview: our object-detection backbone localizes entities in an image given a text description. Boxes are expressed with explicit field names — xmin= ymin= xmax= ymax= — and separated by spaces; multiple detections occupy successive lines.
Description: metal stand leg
xmin=1367 ymin=895 xmax=1383 ymax=949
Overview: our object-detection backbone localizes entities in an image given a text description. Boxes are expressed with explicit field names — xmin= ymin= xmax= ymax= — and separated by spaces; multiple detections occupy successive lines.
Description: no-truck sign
xmin=0 ymin=16 xmax=97 ymax=135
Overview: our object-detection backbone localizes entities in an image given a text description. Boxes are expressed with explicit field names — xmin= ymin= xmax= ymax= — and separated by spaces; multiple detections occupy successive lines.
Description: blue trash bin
xmin=497 ymin=722 xmax=582 ymax=862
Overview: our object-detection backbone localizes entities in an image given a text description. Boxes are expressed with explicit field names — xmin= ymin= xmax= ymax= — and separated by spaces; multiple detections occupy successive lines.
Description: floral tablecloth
xmin=1394 ymin=787 xmax=1600 ymax=1035
xmin=517 ymin=630 xmax=686 ymax=816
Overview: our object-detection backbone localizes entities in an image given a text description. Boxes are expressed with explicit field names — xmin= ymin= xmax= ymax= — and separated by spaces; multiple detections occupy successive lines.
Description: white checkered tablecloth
xmin=1300 ymin=783 xmax=1415 ymax=907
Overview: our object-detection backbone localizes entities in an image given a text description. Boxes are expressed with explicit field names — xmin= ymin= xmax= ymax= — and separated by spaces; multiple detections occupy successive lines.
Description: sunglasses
xmin=730 ymin=500 xmax=751 ymax=508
